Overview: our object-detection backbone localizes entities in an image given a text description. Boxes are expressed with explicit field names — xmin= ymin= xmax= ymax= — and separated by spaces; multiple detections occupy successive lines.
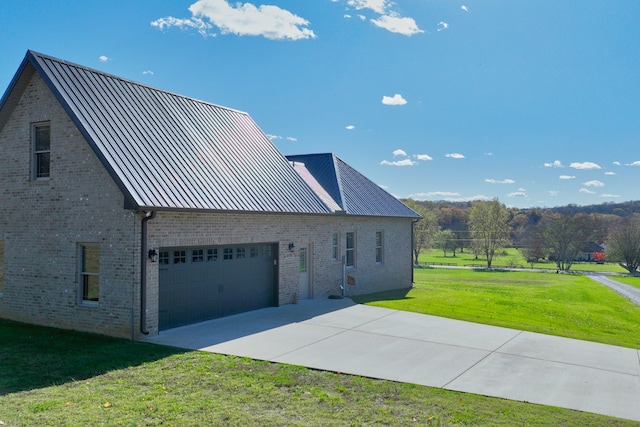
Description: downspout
xmin=412 ymin=218 xmax=420 ymax=284
xmin=140 ymin=210 xmax=156 ymax=335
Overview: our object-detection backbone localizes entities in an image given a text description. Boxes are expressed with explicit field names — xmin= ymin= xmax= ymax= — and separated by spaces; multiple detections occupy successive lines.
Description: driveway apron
xmin=146 ymin=298 xmax=640 ymax=422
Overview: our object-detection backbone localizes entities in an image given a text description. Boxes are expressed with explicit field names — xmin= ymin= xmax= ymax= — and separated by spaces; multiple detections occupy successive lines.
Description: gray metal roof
xmin=287 ymin=154 xmax=421 ymax=218
xmin=1 ymin=50 xmax=420 ymax=219
xmin=1 ymin=50 xmax=332 ymax=214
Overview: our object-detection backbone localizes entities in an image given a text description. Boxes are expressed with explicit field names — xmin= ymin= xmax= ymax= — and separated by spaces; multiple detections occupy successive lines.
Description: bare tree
xmin=469 ymin=199 xmax=511 ymax=268
xmin=543 ymin=213 xmax=598 ymax=271
xmin=606 ymin=214 xmax=640 ymax=274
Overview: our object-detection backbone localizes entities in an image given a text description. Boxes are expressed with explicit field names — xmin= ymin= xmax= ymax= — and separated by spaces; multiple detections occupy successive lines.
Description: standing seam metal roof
xmin=10 ymin=50 xmax=332 ymax=214
xmin=287 ymin=153 xmax=421 ymax=218
xmin=0 ymin=50 xmax=420 ymax=218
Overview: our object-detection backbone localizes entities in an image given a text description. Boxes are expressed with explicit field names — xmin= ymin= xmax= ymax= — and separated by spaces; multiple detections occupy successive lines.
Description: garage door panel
xmin=159 ymin=244 xmax=276 ymax=330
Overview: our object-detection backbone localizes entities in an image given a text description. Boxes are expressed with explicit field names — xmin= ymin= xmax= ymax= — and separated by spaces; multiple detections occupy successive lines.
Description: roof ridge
xmin=27 ymin=50 xmax=250 ymax=116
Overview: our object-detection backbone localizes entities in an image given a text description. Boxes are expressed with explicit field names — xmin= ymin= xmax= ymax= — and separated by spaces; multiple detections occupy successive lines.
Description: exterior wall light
xmin=148 ymin=248 xmax=159 ymax=262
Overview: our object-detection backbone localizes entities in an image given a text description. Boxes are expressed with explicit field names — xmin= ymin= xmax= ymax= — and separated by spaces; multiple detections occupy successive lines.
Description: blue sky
xmin=1 ymin=0 xmax=639 ymax=209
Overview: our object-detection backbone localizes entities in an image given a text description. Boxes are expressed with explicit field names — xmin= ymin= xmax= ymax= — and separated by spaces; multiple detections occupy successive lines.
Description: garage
xmin=158 ymin=243 xmax=278 ymax=330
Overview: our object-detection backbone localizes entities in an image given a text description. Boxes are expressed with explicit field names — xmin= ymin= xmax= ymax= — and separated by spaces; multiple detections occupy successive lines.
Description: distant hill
xmin=408 ymin=199 xmax=640 ymax=218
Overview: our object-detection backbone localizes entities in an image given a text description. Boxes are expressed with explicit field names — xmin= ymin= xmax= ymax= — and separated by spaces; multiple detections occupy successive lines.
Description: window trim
xmin=331 ymin=232 xmax=339 ymax=262
xmin=78 ymin=243 xmax=100 ymax=306
xmin=375 ymin=231 xmax=384 ymax=265
xmin=346 ymin=232 xmax=356 ymax=268
xmin=32 ymin=122 xmax=51 ymax=181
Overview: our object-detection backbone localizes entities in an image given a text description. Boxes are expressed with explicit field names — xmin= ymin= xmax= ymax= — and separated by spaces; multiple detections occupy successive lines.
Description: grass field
xmin=1 ymin=317 xmax=637 ymax=426
xmin=417 ymin=248 xmax=629 ymax=273
xmin=612 ymin=275 xmax=640 ymax=290
xmin=353 ymin=268 xmax=640 ymax=349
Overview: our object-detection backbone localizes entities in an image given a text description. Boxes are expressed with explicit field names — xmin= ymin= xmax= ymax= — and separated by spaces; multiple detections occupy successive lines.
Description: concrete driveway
xmin=146 ymin=298 xmax=640 ymax=422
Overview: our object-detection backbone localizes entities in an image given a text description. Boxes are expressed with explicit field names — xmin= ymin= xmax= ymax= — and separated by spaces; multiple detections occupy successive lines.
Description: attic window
xmin=32 ymin=122 xmax=51 ymax=180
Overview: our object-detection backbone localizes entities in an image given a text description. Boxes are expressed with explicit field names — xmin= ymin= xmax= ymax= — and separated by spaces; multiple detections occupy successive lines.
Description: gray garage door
xmin=159 ymin=243 xmax=277 ymax=330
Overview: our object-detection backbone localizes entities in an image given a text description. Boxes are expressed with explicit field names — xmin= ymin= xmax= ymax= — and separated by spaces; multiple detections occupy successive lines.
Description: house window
xmin=375 ymin=231 xmax=384 ymax=264
xmin=173 ymin=250 xmax=186 ymax=264
xmin=32 ymin=122 xmax=51 ymax=180
xmin=79 ymin=243 xmax=99 ymax=304
xmin=192 ymin=249 xmax=204 ymax=262
xmin=0 ymin=240 xmax=4 ymax=295
xmin=331 ymin=233 xmax=339 ymax=261
xmin=346 ymin=232 xmax=355 ymax=268
xmin=207 ymin=248 xmax=218 ymax=261
xmin=159 ymin=251 xmax=169 ymax=265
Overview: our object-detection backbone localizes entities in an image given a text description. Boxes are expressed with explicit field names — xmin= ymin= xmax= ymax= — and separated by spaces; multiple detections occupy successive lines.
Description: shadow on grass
xmin=0 ymin=318 xmax=186 ymax=395
xmin=350 ymin=287 xmax=413 ymax=304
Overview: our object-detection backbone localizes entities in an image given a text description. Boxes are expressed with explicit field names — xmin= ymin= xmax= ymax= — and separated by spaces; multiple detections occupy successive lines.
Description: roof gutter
xmin=140 ymin=210 xmax=156 ymax=335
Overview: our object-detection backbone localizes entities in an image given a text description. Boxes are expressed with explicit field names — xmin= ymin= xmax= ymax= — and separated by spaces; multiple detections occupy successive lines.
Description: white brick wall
xmin=0 ymin=72 xmax=414 ymax=339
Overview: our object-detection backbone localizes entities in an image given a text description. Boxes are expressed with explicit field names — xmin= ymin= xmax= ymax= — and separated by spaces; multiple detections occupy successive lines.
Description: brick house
xmin=0 ymin=51 xmax=419 ymax=339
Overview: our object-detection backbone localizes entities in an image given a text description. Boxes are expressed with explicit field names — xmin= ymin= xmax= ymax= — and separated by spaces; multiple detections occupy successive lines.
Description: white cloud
xmin=559 ymin=175 xmax=575 ymax=180
xmin=410 ymin=191 xmax=460 ymax=199
xmin=570 ymin=161 xmax=601 ymax=170
xmin=392 ymin=149 xmax=407 ymax=157
xmin=507 ymin=190 xmax=527 ymax=198
xmin=549 ymin=190 xmax=560 ymax=197
xmin=579 ymin=188 xmax=596 ymax=194
xmin=345 ymin=125 xmax=355 ymax=130
xmin=485 ymin=178 xmax=515 ymax=184
xmin=445 ymin=153 xmax=465 ymax=159
xmin=484 ymin=152 xmax=493 ymax=156
xmin=347 ymin=0 xmax=388 ymax=14
xmin=99 ymin=55 xmax=110 ymax=62
xmin=381 ymin=94 xmax=407 ymax=105
xmin=380 ymin=158 xmax=416 ymax=166
xmin=151 ymin=16 xmax=213 ymax=36
xmin=461 ymin=5 xmax=470 ymax=12
xmin=447 ymin=194 xmax=492 ymax=202
xmin=267 ymin=134 xmax=296 ymax=142
xmin=583 ymin=180 xmax=605 ymax=187
xmin=151 ymin=0 xmax=315 ymax=40
xmin=604 ymin=171 xmax=615 ymax=175
xmin=414 ymin=154 xmax=433 ymax=161
xmin=371 ymin=15 xmax=423 ymax=36
xmin=437 ymin=21 xmax=448 ymax=32
xmin=613 ymin=161 xmax=622 ymax=166
xmin=142 ymin=70 xmax=154 ymax=75
xmin=601 ymin=194 xmax=621 ymax=198
xmin=346 ymin=0 xmax=423 ymax=36
xmin=544 ymin=160 xmax=563 ymax=168
xmin=627 ymin=161 xmax=640 ymax=166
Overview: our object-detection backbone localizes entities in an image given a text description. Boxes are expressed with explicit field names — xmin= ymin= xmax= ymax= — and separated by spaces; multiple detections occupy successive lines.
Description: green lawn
xmin=0 ymin=318 xmax=637 ymax=426
xmin=418 ymin=248 xmax=629 ymax=273
xmin=353 ymin=268 xmax=640 ymax=349
xmin=613 ymin=275 xmax=640 ymax=290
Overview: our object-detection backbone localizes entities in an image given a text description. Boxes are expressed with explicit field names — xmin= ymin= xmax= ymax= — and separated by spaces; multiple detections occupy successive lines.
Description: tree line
xmin=403 ymin=198 xmax=640 ymax=274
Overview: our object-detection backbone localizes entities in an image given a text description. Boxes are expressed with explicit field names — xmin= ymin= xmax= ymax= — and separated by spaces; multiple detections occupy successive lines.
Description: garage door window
xmin=159 ymin=251 xmax=169 ymax=265
xmin=192 ymin=249 xmax=204 ymax=262
xmin=236 ymin=247 xmax=246 ymax=259
xmin=174 ymin=250 xmax=186 ymax=264
xmin=207 ymin=248 xmax=218 ymax=261
xmin=223 ymin=248 xmax=233 ymax=260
